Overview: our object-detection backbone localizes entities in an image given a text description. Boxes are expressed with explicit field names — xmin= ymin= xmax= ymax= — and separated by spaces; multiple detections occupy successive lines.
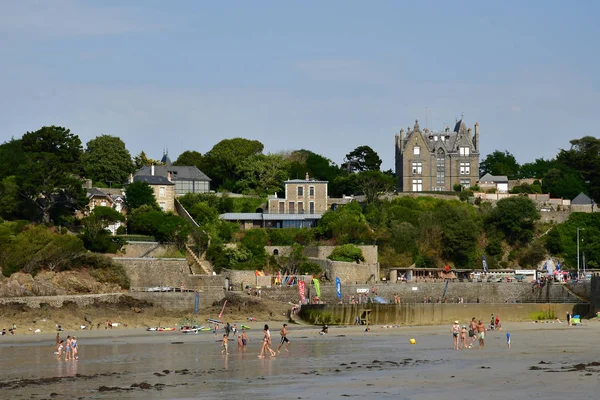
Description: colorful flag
xmin=556 ymin=261 xmax=561 ymax=271
xmin=312 ymin=278 xmax=321 ymax=298
xmin=298 ymin=280 xmax=306 ymax=304
xmin=335 ymin=277 xmax=342 ymax=299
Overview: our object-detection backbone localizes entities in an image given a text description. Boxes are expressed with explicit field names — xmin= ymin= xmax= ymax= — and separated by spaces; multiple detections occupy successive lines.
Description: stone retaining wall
xmin=264 ymin=245 xmax=378 ymax=265
xmin=300 ymin=303 xmax=592 ymax=326
xmin=258 ymin=281 xmax=590 ymax=305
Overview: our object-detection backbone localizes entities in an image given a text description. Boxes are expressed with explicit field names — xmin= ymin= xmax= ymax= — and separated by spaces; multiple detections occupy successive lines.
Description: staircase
xmin=184 ymin=243 xmax=213 ymax=275
xmin=562 ymin=283 xmax=589 ymax=303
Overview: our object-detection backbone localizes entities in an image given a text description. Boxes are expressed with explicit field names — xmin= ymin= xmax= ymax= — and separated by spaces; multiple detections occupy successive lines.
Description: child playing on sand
xmin=237 ymin=335 xmax=243 ymax=351
xmin=222 ymin=334 xmax=229 ymax=354
xmin=460 ymin=325 xmax=468 ymax=349
xmin=506 ymin=332 xmax=511 ymax=349
xmin=56 ymin=340 xmax=64 ymax=360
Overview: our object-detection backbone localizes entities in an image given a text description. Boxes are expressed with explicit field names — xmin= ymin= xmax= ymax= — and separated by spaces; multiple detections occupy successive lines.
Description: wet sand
xmin=1 ymin=320 xmax=599 ymax=399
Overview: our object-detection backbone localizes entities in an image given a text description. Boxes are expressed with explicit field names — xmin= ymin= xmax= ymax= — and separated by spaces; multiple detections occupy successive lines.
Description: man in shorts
xmin=277 ymin=323 xmax=290 ymax=353
xmin=476 ymin=320 xmax=486 ymax=348
xmin=468 ymin=317 xmax=477 ymax=348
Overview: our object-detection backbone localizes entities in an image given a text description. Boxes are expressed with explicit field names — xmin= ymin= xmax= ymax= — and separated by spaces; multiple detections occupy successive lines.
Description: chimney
xmin=474 ymin=122 xmax=479 ymax=150
xmin=167 ymin=171 xmax=171 ymax=182
xmin=151 ymin=164 xmax=155 ymax=176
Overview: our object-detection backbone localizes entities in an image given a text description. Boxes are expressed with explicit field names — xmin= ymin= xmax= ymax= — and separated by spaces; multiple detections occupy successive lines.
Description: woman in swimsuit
xmin=451 ymin=321 xmax=461 ymax=350
xmin=72 ymin=336 xmax=78 ymax=359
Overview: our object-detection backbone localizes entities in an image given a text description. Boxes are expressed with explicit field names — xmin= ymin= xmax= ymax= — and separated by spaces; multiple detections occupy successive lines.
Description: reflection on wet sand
xmin=0 ymin=322 xmax=599 ymax=399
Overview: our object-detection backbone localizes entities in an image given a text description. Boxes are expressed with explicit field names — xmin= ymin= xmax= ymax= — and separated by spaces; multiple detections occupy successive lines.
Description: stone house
xmin=478 ymin=173 xmax=509 ymax=193
xmin=134 ymin=154 xmax=211 ymax=196
xmin=395 ymin=118 xmax=480 ymax=192
xmin=571 ymin=192 xmax=596 ymax=213
xmin=131 ymin=166 xmax=176 ymax=212
xmin=85 ymin=188 xmax=126 ymax=234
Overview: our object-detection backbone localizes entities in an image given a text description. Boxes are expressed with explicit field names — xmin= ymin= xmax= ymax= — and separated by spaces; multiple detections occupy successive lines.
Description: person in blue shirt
xmin=506 ymin=332 xmax=511 ymax=349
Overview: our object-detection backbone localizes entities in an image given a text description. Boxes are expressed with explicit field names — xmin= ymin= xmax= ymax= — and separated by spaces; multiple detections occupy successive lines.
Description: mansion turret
xmin=395 ymin=118 xmax=480 ymax=192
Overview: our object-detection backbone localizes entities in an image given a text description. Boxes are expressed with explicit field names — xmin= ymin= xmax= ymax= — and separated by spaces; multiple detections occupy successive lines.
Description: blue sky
xmin=1 ymin=0 xmax=599 ymax=170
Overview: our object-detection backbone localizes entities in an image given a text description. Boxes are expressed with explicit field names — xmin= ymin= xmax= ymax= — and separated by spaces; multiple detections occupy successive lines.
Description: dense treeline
xmin=480 ymin=137 xmax=600 ymax=200
xmin=1 ymin=125 xmax=599 ymax=277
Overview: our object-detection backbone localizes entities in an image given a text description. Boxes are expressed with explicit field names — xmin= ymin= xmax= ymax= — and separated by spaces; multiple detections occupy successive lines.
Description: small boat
xmin=146 ymin=327 xmax=158 ymax=331
xmin=181 ymin=326 xmax=206 ymax=334
xmin=207 ymin=318 xmax=223 ymax=324
xmin=155 ymin=327 xmax=176 ymax=332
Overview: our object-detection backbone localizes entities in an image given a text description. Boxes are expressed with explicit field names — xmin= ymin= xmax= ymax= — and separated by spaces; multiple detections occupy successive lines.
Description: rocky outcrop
xmin=0 ymin=270 xmax=122 ymax=297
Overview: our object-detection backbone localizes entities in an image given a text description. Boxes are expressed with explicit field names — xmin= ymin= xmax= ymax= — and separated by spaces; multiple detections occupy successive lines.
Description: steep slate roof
xmin=285 ymin=178 xmax=328 ymax=184
xmin=161 ymin=153 xmax=173 ymax=166
xmin=479 ymin=173 xmax=508 ymax=183
xmin=404 ymin=118 xmax=475 ymax=154
xmin=571 ymin=192 xmax=593 ymax=205
xmin=87 ymin=188 xmax=110 ymax=198
xmin=133 ymin=175 xmax=174 ymax=185
xmin=135 ymin=165 xmax=211 ymax=182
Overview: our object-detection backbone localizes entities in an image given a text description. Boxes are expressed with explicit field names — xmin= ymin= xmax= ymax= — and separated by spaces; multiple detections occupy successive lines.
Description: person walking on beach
xmin=258 ymin=324 xmax=276 ymax=358
xmin=277 ymin=324 xmax=291 ymax=353
xmin=476 ymin=320 xmax=486 ymax=348
xmin=506 ymin=332 xmax=511 ymax=349
xmin=222 ymin=334 xmax=229 ymax=355
xmin=468 ymin=317 xmax=477 ymax=348
xmin=237 ymin=335 xmax=243 ymax=351
xmin=241 ymin=328 xmax=248 ymax=351
xmin=451 ymin=321 xmax=461 ymax=350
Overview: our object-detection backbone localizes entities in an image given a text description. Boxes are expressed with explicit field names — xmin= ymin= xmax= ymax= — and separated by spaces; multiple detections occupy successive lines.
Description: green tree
xmin=235 ymin=153 xmax=290 ymax=195
xmin=133 ymin=151 xmax=159 ymax=169
xmin=342 ymin=145 xmax=382 ymax=172
xmin=435 ymin=202 xmax=480 ymax=267
xmin=318 ymin=202 xmax=372 ymax=244
xmin=174 ymin=150 xmax=203 ymax=168
xmin=83 ymin=135 xmax=134 ymax=186
xmin=328 ymin=244 xmax=365 ymax=263
xmin=81 ymin=206 xmax=126 ymax=252
xmin=125 ymin=181 xmax=158 ymax=210
xmin=202 ymin=138 xmax=264 ymax=190
xmin=556 ymin=136 xmax=600 ymax=201
xmin=541 ymin=167 xmax=587 ymax=200
xmin=0 ymin=176 xmax=21 ymax=220
xmin=0 ymin=139 xmax=26 ymax=180
xmin=486 ymin=196 xmax=540 ymax=245
xmin=479 ymin=150 xmax=520 ymax=179
xmin=356 ymin=170 xmax=396 ymax=203
xmin=18 ymin=126 xmax=87 ymax=224
xmin=518 ymin=158 xmax=555 ymax=179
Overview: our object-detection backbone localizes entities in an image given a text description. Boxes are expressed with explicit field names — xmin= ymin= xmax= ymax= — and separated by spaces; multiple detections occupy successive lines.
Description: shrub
xmin=328 ymin=244 xmax=365 ymax=263
xmin=73 ymin=253 xmax=130 ymax=289
xmin=298 ymin=261 xmax=322 ymax=275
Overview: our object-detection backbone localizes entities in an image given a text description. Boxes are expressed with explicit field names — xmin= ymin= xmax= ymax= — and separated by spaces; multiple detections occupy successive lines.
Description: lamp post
xmin=577 ymin=227 xmax=585 ymax=280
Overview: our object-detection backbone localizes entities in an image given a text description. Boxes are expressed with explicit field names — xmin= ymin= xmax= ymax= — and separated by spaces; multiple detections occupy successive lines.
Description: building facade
xmin=220 ymin=174 xmax=328 ymax=229
xmin=132 ymin=170 xmax=176 ymax=212
xmin=267 ymin=173 xmax=328 ymax=215
xmin=395 ymin=118 xmax=480 ymax=192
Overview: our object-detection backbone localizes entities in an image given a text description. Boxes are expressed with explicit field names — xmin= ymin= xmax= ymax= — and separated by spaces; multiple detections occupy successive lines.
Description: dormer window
xmin=413 ymin=146 xmax=420 ymax=156
xmin=459 ymin=146 xmax=470 ymax=156
xmin=434 ymin=136 xmax=438 ymax=141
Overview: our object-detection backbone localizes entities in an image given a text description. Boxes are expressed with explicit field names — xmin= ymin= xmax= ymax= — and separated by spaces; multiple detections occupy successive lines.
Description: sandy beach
xmin=1 ymin=319 xmax=599 ymax=399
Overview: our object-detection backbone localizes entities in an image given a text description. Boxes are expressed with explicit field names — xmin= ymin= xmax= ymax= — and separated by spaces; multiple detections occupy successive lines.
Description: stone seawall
xmin=300 ymin=303 xmax=592 ymax=326
xmin=0 ymin=291 xmax=224 ymax=312
xmin=259 ymin=281 xmax=590 ymax=305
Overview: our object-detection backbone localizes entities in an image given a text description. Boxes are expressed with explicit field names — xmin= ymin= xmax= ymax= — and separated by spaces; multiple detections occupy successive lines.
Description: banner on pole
xmin=312 ymin=278 xmax=321 ymax=298
xmin=298 ymin=280 xmax=306 ymax=304
xmin=335 ymin=277 xmax=342 ymax=299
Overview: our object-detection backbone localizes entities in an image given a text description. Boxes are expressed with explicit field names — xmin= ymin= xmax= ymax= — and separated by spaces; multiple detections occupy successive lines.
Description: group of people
xmin=451 ymin=316 xmax=497 ymax=350
xmin=221 ymin=323 xmax=290 ymax=358
xmin=55 ymin=333 xmax=78 ymax=360
xmin=1 ymin=324 xmax=17 ymax=336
